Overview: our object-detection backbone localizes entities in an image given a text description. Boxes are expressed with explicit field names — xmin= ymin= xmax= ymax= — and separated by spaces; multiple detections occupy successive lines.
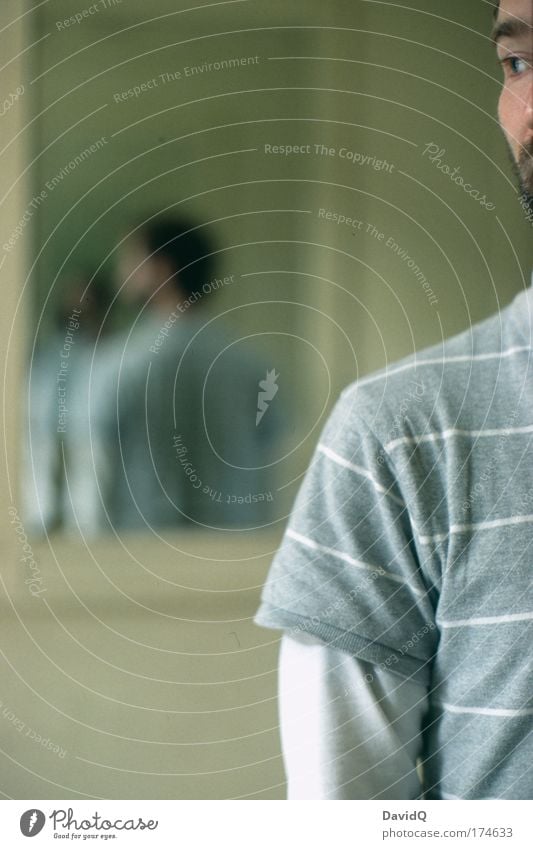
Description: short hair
xmin=136 ymin=216 xmax=216 ymax=298
xmin=493 ymin=1 xmax=500 ymax=17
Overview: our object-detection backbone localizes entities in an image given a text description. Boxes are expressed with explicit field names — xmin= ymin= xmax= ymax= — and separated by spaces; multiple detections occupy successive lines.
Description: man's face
xmin=494 ymin=0 xmax=533 ymax=211
xmin=116 ymin=236 xmax=174 ymax=304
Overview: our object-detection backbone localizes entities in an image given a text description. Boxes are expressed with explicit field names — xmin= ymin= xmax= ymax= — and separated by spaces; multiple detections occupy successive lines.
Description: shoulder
xmin=330 ymin=292 xmax=529 ymax=452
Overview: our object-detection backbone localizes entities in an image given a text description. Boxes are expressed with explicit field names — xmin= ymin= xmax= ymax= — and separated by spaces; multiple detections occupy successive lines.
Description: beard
xmin=516 ymin=142 xmax=533 ymax=220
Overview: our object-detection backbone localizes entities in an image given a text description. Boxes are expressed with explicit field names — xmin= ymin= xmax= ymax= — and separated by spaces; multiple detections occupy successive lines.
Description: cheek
xmin=118 ymin=252 xmax=151 ymax=293
xmin=126 ymin=267 xmax=151 ymax=294
xmin=498 ymin=87 xmax=519 ymax=148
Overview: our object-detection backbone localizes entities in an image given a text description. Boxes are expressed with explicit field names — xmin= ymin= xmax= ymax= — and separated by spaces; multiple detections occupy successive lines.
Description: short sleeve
xmin=254 ymin=389 xmax=438 ymax=686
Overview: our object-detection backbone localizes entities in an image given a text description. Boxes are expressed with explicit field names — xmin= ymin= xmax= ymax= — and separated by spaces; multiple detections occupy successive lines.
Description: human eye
xmin=499 ymin=55 xmax=530 ymax=76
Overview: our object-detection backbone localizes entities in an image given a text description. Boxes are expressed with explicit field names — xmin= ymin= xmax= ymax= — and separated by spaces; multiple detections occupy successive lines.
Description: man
xmin=94 ymin=216 xmax=280 ymax=531
xmin=254 ymin=0 xmax=532 ymax=799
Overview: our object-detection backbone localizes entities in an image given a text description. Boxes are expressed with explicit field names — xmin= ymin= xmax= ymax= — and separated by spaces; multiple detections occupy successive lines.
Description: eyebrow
xmin=492 ymin=18 xmax=531 ymax=45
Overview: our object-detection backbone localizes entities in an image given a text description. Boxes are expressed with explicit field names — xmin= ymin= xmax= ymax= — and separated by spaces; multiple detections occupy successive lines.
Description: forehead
xmin=497 ymin=0 xmax=533 ymax=27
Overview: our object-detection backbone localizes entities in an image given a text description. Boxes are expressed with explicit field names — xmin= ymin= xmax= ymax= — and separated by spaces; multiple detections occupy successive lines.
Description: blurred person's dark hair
xmin=135 ymin=215 xmax=216 ymax=299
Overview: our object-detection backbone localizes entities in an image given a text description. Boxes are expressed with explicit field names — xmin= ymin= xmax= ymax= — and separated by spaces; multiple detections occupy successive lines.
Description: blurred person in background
xmin=93 ymin=214 xmax=282 ymax=533
xmin=24 ymin=271 xmax=114 ymax=535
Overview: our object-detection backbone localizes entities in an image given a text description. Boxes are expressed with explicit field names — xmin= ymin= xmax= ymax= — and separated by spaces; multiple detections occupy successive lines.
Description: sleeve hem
xmin=254 ymin=601 xmax=432 ymax=687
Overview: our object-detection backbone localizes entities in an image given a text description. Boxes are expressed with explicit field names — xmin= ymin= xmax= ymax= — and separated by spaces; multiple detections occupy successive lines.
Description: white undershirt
xmin=279 ymin=632 xmax=429 ymax=799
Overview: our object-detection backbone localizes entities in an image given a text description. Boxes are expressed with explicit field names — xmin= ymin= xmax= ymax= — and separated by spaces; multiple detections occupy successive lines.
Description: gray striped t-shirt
xmin=255 ymin=284 xmax=533 ymax=800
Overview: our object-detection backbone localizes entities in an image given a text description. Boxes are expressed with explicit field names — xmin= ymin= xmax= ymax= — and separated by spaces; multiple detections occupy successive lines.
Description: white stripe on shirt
xmin=438 ymin=611 xmax=533 ymax=629
xmin=419 ymin=512 xmax=533 ymax=544
xmin=287 ymin=528 xmax=425 ymax=596
xmin=442 ymin=702 xmax=533 ymax=718
xmin=317 ymin=443 xmax=406 ymax=507
xmin=385 ymin=423 xmax=533 ymax=452
xmin=343 ymin=346 xmax=533 ymax=392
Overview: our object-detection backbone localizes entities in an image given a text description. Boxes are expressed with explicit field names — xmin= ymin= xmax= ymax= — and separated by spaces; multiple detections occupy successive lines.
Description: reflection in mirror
xmin=22 ymin=1 xmax=345 ymax=538
xmin=25 ymin=217 xmax=289 ymax=535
